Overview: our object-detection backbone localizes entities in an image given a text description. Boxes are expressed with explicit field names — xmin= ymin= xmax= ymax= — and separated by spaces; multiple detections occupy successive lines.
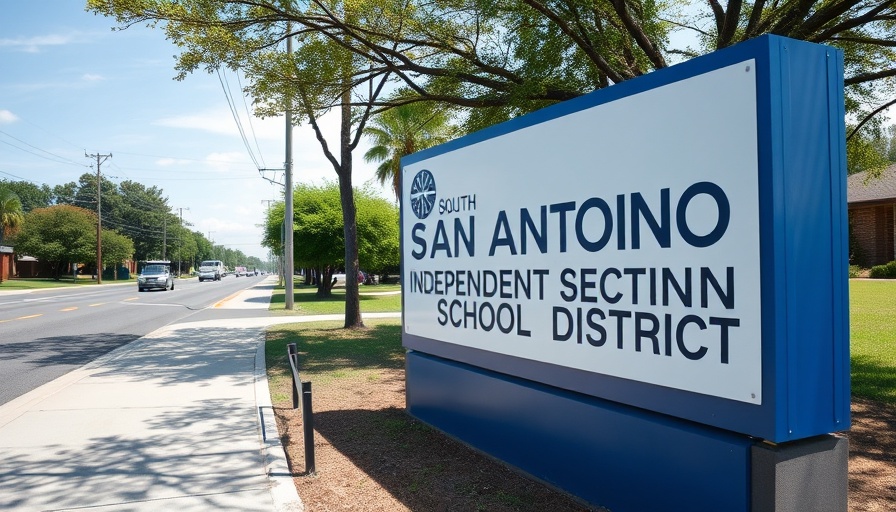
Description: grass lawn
xmin=268 ymin=284 xmax=401 ymax=315
xmin=849 ymin=279 xmax=896 ymax=405
xmin=0 ymin=277 xmax=122 ymax=290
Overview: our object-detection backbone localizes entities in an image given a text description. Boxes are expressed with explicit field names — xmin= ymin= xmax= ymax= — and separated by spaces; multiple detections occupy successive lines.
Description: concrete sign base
xmin=751 ymin=435 xmax=848 ymax=512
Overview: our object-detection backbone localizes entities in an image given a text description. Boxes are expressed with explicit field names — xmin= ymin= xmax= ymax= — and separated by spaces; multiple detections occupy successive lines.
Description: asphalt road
xmin=0 ymin=274 xmax=269 ymax=406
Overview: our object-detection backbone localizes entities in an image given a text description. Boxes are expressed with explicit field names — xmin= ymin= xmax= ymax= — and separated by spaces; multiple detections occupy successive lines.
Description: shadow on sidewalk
xmin=0 ymin=326 xmax=274 ymax=511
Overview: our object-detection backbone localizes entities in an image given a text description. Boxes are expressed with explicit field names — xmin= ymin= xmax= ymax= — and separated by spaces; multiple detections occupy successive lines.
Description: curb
xmin=255 ymin=334 xmax=305 ymax=512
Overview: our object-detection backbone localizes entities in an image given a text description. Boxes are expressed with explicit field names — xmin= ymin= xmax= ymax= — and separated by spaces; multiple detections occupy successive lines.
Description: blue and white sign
xmin=403 ymin=61 xmax=763 ymax=404
xmin=402 ymin=35 xmax=850 ymax=443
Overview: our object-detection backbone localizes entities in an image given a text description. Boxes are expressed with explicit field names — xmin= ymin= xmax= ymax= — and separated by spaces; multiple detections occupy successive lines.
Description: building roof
xmin=847 ymin=163 xmax=896 ymax=204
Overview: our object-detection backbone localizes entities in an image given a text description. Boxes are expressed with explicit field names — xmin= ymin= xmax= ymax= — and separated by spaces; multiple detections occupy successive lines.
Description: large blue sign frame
xmin=401 ymin=35 xmax=849 ymax=445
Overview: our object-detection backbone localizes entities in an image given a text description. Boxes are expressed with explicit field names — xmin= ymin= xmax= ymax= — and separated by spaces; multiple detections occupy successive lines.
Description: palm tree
xmin=0 ymin=186 xmax=24 ymax=247
xmin=364 ymin=102 xmax=457 ymax=200
xmin=0 ymin=187 xmax=24 ymax=283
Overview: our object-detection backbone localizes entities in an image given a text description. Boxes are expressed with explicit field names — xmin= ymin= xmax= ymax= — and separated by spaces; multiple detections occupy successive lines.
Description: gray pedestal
xmin=752 ymin=434 xmax=848 ymax=512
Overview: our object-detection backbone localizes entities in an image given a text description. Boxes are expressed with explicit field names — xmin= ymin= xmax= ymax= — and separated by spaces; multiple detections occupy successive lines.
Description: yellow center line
xmin=60 ymin=307 xmax=78 ymax=312
xmin=17 ymin=314 xmax=43 ymax=320
xmin=123 ymin=297 xmax=138 ymax=302
xmin=89 ymin=303 xmax=106 ymax=307
xmin=214 ymin=292 xmax=241 ymax=308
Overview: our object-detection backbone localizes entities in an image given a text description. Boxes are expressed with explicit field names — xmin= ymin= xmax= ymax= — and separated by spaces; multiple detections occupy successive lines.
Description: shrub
xmin=868 ymin=261 xmax=896 ymax=279
xmin=848 ymin=265 xmax=864 ymax=278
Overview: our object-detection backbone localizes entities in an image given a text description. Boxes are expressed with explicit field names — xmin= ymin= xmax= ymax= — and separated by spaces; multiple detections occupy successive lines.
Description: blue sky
xmin=0 ymin=2 xmax=388 ymax=261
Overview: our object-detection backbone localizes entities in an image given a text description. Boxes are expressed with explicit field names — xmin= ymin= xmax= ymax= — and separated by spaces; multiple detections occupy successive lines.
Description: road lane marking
xmin=89 ymin=303 xmax=105 ymax=307
xmin=123 ymin=298 xmax=138 ymax=302
xmin=214 ymin=291 xmax=241 ymax=308
xmin=60 ymin=307 xmax=78 ymax=312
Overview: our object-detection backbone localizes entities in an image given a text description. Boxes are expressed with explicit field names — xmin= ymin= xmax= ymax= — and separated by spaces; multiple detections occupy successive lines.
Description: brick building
xmin=848 ymin=163 xmax=896 ymax=267
xmin=0 ymin=246 xmax=12 ymax=282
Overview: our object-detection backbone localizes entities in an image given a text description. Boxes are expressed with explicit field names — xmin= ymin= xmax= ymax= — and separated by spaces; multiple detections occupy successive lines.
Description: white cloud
xmin=0 ymin=33 xmax=77 ymax=53
xmin=82 ymin=73 xmax=104 ymax=82
xmin=204 ymin=151 xmax=255 ymax=172
xmin=0 ymin=110 xmax=19 ymax=124
xmin=153 ymin=107 xmax=283 ymax=142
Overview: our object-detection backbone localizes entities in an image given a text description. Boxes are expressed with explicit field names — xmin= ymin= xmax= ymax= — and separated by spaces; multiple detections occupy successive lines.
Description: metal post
xmin=288 ymin=343 xmax=299 ymax=409
xmin=301 ymin=381 xmax=315 ymax=475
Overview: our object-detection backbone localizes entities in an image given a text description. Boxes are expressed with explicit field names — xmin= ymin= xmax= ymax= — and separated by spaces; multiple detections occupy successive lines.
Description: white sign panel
xmin=402 ymin=61 xmax=762 ymax=404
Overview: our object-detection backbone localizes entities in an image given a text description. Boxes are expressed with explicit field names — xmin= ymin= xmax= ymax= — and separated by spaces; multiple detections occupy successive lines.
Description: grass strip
xmin=0 ymin=278 xmax=118 ymax=290
xmin=266 ymin=318 xmax=404 ymax=404
xmin=849 ymin=280 xmax=896 ymax=404
xmin=268 ymin=284 xmax=401 ymax=315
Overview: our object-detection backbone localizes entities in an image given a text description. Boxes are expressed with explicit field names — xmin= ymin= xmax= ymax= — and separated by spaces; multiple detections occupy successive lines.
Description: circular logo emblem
xmin=410 ymin=169 xmax=436 ymax=219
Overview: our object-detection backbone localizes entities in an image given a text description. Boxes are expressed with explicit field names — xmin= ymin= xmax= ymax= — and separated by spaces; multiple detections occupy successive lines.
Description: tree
xmin=263 ymin=182 xmax=399 ymax=296
xmin=92 ymin=0 xmax=895 ymax=124
xmin=53 ymin=174 xmax=178 ymax=261
xmin=0 ymin=186 xmax=25 ymax=283
xmin=0 ymin=186 xmax=25 ymax=248
xmin=293 ymin=183 xmax=345 ymax=297
xmin=886 ymin=124 xmax=896 ymax=163
xmin=88 ymin=0 xmax=409 ymax=328
xmin=102 ymin=229 xmax=136 ymax=279
xmin=355 ymin=185 xmax=400 ymax=274
xmin=13 ymin=205 xmax=99 ymax=279
xmin=847 ymin=120 xmax=896 ymax=176
xmin=364 ymin=99 xmax=458 ymax=200
xmin=0 ymin=180 xmax=53 ymax=212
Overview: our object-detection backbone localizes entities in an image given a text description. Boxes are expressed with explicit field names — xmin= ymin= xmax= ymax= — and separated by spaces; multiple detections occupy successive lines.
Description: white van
xmin=198 ymin=260 xmax=224 ymax=281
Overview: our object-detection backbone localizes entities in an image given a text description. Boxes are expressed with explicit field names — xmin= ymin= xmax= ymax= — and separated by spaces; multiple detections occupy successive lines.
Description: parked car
xmin=138 ymin=261 xmax=174 ymax=292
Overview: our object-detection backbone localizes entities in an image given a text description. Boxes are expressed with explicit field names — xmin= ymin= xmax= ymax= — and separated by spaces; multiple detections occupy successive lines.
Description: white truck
xmin=198 ymin=259 xmax=224 ymax=281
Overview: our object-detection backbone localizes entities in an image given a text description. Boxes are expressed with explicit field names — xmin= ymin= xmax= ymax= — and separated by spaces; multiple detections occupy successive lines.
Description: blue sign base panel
xmin=407 ymin=351 xmax=754 ymax=512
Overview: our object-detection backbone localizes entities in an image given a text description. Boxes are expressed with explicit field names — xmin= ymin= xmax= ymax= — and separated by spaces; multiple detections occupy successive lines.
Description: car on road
xmin=138 ymin=261 xmax=174 ymax=292
xmin=198 ymin=260 xmax=224 ymax=281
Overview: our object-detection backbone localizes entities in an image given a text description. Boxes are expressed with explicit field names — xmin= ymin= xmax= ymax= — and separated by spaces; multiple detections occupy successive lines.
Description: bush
xmin=848 ymin=265 xmax=864 ymax=278
xmin=868 ymin=260 xmax=896 ymax=279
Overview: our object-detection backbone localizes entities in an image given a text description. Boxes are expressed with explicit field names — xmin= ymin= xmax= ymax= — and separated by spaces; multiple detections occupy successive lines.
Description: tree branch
xmin=847 ymin=97 xmax=896 ymax=141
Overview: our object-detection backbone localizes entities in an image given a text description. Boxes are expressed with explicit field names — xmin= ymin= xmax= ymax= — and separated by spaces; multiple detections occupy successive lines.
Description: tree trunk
xmin=316 ymin=266 xmax=337 ymax=298
xmin=339 ymin=92 xmax=363 ymax=329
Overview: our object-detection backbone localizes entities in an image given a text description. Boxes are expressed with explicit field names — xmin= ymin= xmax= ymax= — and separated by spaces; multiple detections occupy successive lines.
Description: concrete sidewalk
xmin=0 ymin=277 xmax=304 ymax=511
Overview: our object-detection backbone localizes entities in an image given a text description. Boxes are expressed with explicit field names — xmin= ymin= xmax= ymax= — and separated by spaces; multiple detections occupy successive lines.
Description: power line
xmin=0 ymin=169 xmax=36 ymax=182
xmin=217 ymin=67 xmax=262 ymax=170
xmin=0 ymin=135 xmax=88 ymax=168
xmin=235 ymin=70 xmax=266 ymax=169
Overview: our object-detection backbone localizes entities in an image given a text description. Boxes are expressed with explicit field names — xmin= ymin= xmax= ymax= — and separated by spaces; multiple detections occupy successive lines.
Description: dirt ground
xmin=275 ymin=372 xmax=896 ymax=511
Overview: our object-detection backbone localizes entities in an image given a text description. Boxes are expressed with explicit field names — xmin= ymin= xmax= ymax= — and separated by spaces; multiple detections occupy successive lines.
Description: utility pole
xmin=177 ymin=207 xmax=190 ymax=276
xmin=86 ymin=152 xmax=111 ymax=284
xmin=284 ymin=25 xmax=295 ymax=310
xmin=162 ymin=217 xmax=167 ymax=260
